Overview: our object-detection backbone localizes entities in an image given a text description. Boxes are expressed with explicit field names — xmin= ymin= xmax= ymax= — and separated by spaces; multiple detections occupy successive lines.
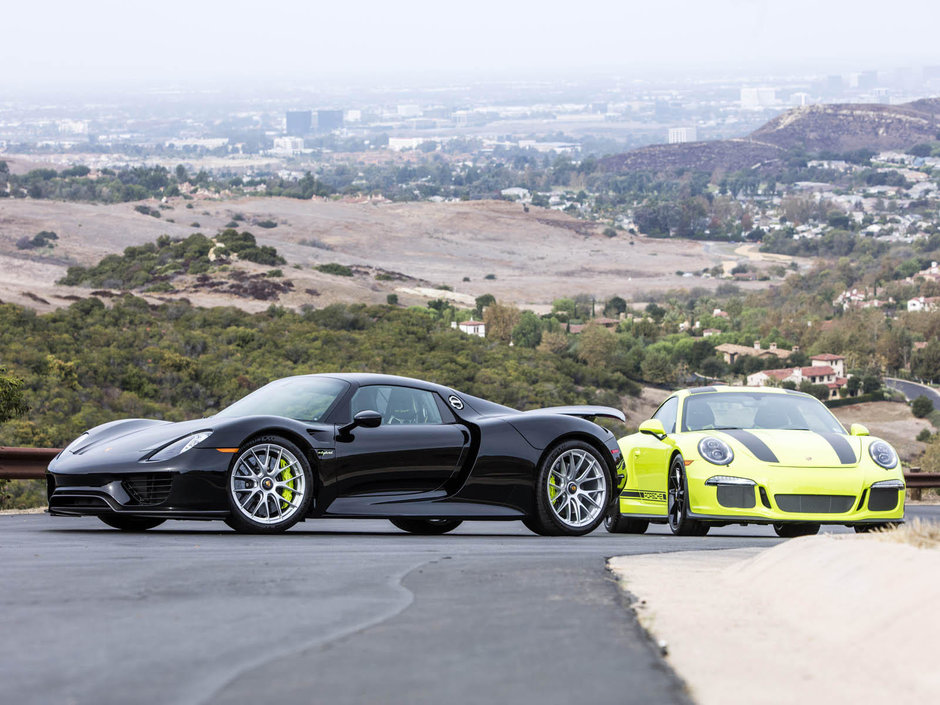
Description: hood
xmin=73 ymin=418 xmax=212 ymax=458
xmin=714 ymin=429 xmax=861 ymax=467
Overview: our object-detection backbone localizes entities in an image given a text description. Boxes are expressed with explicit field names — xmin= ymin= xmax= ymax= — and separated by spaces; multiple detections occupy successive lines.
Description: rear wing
xmin=526 ymin=406 xmax=626 ymax=423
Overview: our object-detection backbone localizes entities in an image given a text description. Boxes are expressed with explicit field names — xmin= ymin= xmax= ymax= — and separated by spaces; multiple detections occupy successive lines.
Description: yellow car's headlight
xmin=868 ymin=441 xmax=898 ymax=469
xmin=699 ymin=436 xmax=734 ymax=466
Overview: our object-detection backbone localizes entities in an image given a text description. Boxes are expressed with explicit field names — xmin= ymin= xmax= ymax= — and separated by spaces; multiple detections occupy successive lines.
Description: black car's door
xmin=331 ymin=385 xmax=469 ymax=495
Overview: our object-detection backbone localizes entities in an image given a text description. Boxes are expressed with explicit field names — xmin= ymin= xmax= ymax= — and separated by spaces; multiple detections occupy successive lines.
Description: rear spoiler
xmin=527 ymin=406 xmax=626 ymax=423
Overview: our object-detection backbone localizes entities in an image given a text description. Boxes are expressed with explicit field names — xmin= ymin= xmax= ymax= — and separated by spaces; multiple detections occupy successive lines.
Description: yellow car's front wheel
xmin=667 ymin=454 xmax=709 ymax=537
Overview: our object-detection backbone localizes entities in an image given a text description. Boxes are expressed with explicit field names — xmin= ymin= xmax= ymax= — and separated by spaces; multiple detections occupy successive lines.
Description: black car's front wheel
xmin=225 ymin=436 xmax=314 ymax=534
xmin=389 ymin=518 xmax=463 ymax=535
xmin=527 ymin=440 xmax=610 ymax=536
xmin=99 ymin=515 xmax=166 ymax=531
xmin=667 ymin=455 xmax=709 ymax=536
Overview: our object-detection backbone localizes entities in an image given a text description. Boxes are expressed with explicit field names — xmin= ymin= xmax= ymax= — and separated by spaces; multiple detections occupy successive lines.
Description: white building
xmin=668 ymin=127 xmax=698 ymax=144
xmin=452 ymin=320 xmax=485 ymax=337
xmin=740 ymin=87 xmax=777 ymax=109
xmin=271 ymin=137 xmax=305 ymax=156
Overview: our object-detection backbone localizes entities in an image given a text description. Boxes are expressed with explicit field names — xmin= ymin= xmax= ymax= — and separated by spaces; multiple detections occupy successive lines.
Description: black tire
xmin=522 ymin=517 xmax=554 ymax=536
xmin=389 ymin=518 xmax=463 ymax=535
xmin=667 ymin=454 xmax=709 ymax=536
xmin=604 ymin=509 xmax=649 ymax=534
xmin=528 ymin=440 xmax=612 ymax=537
xmin=854 ymin=522 xmax=899 ymax=534
xmin=225 ymin=435 xmax=314 ymax=534
xmin=773 ymin=522 xmax=821 ymax=538
xmin=99 ymin=515 xmax=166 ymax=531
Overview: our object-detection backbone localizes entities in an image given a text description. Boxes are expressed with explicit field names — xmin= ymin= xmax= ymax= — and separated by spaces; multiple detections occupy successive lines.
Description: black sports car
xmin=47 ymin=373 xmax=626 ymax=536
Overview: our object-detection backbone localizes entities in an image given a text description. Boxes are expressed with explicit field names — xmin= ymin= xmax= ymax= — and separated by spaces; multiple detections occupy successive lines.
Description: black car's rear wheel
xmin=667 ymin=455 xmax=709 ymax=537
xmin=604 ymin=508 xmax=649 ymax=534
xmin=99 ymin=515 xmax=166 ymax=531
xmin=773 ymin=522 xmax=820 ymax=538
xmin=225 ymin=436 xmax=314 ymax=534
xmin=527 ymin=440 xmax=610 ymax=536
xmin=389 ymin=518 xmax=462 ymax=535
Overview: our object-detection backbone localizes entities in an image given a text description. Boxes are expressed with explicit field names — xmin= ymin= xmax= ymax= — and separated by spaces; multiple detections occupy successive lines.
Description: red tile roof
xmin=811 ymin=353 xmax=844 ymax=361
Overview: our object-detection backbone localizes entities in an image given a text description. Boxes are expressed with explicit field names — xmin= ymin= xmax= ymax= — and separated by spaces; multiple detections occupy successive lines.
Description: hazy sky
xmin=3 ymin=0 xmax=939 ymax=90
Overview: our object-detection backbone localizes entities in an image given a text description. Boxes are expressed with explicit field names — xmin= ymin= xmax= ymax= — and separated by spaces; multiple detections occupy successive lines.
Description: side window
xmin=652 ymin=396 xmax=678 ymax=435
xmin=350 ymin=386 xmax=444 ymax=426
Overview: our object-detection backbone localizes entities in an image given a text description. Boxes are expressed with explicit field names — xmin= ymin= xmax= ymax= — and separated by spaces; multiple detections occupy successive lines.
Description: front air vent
xmin=122 ymin=474 xmax=174 ymax=506
xmin=868 ymin=488 xmax=899 ymax=512
xmin=775 ymin=494 xmax=855 ymax=514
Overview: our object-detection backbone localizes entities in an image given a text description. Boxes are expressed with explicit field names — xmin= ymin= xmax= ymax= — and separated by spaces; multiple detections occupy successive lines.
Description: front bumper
xmin=46 ymin=448 xmax=231 ymax=518
xmin=687 ymin=467 xmax=905 ymax=525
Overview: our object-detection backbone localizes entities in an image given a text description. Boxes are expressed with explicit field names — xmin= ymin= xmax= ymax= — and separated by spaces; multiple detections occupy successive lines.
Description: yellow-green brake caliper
xmin=278 ymin=457 xmax=294 ymax=508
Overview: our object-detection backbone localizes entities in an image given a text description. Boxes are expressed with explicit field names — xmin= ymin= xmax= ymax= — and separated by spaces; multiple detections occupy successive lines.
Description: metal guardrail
xmin=0 ymin=447 xmax=61 ymax=479
xmin=1 ymin=447 xmax=939 ymax=491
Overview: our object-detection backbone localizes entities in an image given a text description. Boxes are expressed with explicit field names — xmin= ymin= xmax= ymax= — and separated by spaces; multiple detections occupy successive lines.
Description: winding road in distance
xmin=884 ymin=377 xmax=940 ymax=411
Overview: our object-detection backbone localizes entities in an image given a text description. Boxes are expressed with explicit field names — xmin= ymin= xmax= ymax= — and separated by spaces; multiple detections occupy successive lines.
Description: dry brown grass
xmin=869 ymin=519 xmax=940 ymax=549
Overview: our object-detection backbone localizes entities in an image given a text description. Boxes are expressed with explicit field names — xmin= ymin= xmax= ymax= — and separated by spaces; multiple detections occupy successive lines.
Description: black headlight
xmin=698 ymin=436 xmax=734 ymax=466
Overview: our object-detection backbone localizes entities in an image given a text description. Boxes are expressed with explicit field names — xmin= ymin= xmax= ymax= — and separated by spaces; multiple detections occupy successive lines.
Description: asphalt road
xmin=3 ymin=508 xmax=939 ymax=705
xmin=885 ymin=377 xmax=940 ymax=410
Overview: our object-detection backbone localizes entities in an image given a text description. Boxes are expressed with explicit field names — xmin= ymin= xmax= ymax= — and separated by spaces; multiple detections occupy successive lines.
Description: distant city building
xmin=791 ymin=92 xmax=811 ymax=106
xmin=824 ymin=75 xmax=843 ymax=94
xmin=58 ymin=120 xmax=89 ymax=135
xmin=272 ymin=136 xmax=305 ymax=156
xmin=668 ymin=126 xmax=697 ymax=144
xmin=285 ymin=110 xmax=312 ymax=136
xmin=397 ymin=104 xmax=422 ymax=118
xmin=590 ymin=102 xmax=608 ymax=114
xmin=740 ymin=87 xmax=777 ymax=109
xmin=345 ymin=109 xmax=362 ymax=123
xmin=316 ymin=109 xmax=343 ymax=133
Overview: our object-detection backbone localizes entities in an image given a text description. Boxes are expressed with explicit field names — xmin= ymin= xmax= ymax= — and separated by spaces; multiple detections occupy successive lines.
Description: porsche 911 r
xmin=47 ymin=373 xmax=627 ymax=536
xmin=605 ymin=386 xmax=904 ymax=537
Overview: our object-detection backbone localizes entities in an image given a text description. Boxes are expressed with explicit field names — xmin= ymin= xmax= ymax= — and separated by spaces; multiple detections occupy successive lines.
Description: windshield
xmin=681 ymin=392 xmax=846 ymax=435
xmin=216 ymin=377 xmax=347 ymax=422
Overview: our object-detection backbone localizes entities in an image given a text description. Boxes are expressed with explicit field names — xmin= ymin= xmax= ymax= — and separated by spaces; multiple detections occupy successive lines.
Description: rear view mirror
xmin=638 ymin=419 xmax=666 ymax=438
xmin=340 ymin=409 xmax=382 ymax=436
xmin=850 ymin=423 xmax=869 ymax=437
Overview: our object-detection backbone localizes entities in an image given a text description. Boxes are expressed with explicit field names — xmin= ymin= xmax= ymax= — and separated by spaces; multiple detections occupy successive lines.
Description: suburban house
xmin=452 ymin=320 xmax=486 ymax=337
xmin=715 ymin=341 xmax=792 ymax=365
xmin=746 ymin=354 xmax=851 ymax=399
xmin=907 ymin=296 xmax=940 ymax=313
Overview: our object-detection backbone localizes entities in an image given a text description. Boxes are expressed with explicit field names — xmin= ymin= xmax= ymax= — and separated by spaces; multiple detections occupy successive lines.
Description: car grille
xmin=775 ymin=494 xmax=855 ymax=514
xmin=122 ymin=474 xmax=174 ymax=506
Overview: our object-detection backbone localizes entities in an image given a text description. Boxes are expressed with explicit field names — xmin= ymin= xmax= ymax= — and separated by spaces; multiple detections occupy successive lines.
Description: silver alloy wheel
xmin=547 ymin=449 xmax=608 ymax=528
xmin=230 ymin=443 xmax=306 ymax=525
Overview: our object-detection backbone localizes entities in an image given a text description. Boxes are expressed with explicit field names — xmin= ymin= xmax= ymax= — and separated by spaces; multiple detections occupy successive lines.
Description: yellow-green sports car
xmin=606 ymin=386 xmax=905 ymax=537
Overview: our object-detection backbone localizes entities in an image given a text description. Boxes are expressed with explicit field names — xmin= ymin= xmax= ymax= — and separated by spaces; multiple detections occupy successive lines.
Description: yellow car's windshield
xmin=681 ymin=392 xmax=845 ymax=435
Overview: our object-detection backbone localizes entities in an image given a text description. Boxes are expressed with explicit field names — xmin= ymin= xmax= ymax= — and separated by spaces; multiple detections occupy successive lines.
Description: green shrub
xmin=316 ymin=263 xmax=354 ymax=277
xmin=912 ymin=395 xmax=934 ymax=418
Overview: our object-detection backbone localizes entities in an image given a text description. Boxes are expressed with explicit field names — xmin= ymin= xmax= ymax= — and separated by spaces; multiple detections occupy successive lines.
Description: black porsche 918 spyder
xmin=47 ymin=373 xmax=626 ymax=535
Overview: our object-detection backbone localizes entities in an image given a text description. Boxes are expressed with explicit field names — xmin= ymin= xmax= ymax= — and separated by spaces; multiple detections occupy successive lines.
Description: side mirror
xmin=850 ymin=423 xmax=869 ymax=437
xmin=638 ymin=419 xmax=666 ymax=439
xmin=340 ymin=409 xmax=382 ymax=436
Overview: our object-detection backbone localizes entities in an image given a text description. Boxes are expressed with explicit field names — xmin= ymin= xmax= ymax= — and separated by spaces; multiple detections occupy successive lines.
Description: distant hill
xmin=601 ymin=98 xmax=940 ymax=174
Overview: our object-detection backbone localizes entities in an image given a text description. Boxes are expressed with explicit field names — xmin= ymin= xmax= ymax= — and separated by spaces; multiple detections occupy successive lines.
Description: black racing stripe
xmin=819 ymin=432 xmax=857 ymax=465
xmin=721 ymin=429 xmax=779 ymax=463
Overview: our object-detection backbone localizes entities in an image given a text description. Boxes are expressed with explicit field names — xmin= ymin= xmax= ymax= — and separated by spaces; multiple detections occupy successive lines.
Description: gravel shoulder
xmin=610 ymin=534 xmax=940 ymax=705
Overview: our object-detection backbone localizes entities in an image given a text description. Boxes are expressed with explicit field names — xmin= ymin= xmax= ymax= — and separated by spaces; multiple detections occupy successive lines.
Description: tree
xmin=577 ymin=324 xmax=617 ymax=369
xmin=604 ymin=296 xmax=627 ymax=317
xmin=912 ymin=340 xmax=940 ymax=383
xmin=912 ymin=395 xmax=934 ymax=418
xmin=798 ymin=381 xmax=830 ymax=401
xmin=175 ymin=164 xmax=188 ymax=183
xmin=641 ymin=348 xmax=674 ymax=385
xmin=512 ymin=311 xmax=542 ymax=349
xmin=0 ymin=367 xmax=28 ymax=423
xmin=845 ymin=376 xmax=861 ymax=395
xmin=474 ymin=293 xmax=495 ymax=318
xmin=483 ymin=302 xmax=521 ymax=343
